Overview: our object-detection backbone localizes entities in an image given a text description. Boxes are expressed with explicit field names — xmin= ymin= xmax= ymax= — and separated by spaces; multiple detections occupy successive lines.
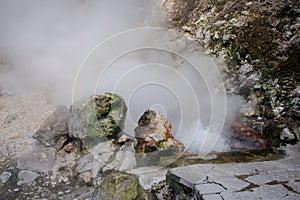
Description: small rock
xmin=79 ymin=171 xmax=93 ymax=183
xmin=280 ymin=128 xmax=296 ymax=142
xmin=238 ymin=63 xmax=253 ymax=81
xmin=241 ymin=11 xmax=249 ymax=16
xmin=17 ymin=170 xmax=39 ymax=185
xmin=273 ymin=107 xmax=284 ymax=118
xmin=213 ymin=31 xmax=220 ymax=39
xmin=76 ymin=154 xmax=94 ymax=174
xmin=113 ymin=134 xmax=132 ymax=145
xmin=65 ymin=189 xmax=71 ymax=193
xmin=229 ymin=18 xmax=238 ymax=24
xmin=239 ymin=106 xmax=256 ymax=117
xmin=238 ymin=64 xmax=260 ymax=96
xmin=0 ymin=171 xmax=12 ymax=183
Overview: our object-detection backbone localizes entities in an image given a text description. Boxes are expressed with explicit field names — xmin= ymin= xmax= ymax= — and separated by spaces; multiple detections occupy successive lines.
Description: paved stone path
xmin=167 ymin=144 xmax=300 ymax=200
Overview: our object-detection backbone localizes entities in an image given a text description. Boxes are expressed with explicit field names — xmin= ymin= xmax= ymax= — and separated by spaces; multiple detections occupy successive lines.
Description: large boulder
xmin=135 ymin=109 xmax=184 ymax=154
xmin=91 ymin=171 xmax=150 ymax=200
xmin=33 ymin=106 xmax=70 ymax=151
xmin=69 ymin=93 xmax=127 ymax=147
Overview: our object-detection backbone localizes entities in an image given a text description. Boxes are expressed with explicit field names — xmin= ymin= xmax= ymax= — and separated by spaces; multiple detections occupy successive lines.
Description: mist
xmin=0 ymin=0 xmax=243 ymax=153
xmin=0 ymin=0 xmax=159 ymax=100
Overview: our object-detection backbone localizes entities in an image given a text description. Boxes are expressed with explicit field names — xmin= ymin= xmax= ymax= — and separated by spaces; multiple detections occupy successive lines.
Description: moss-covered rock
xmin=96 ymin=171 xmax=150 ymax=200
xmin=69 ymin=93 xmax=127 ymax=147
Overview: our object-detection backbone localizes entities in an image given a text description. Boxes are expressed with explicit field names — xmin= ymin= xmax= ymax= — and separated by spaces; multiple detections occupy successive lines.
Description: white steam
xmin=0 ymin=0 xmax=159 ymax=101
xmin=0 ymin=0 xmax=243 ymax=153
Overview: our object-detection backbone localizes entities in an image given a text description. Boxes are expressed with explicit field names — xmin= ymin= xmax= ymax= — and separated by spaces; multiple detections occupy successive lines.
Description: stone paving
xmin=167 ymin=144 xmax=300 ymax=200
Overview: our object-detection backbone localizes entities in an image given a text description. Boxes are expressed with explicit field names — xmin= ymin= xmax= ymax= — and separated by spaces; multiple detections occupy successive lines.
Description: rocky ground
xmin=0 ymin=91 xmax=181 ymax=199
xmin=0 ymin=90 xmax=56 ymax=157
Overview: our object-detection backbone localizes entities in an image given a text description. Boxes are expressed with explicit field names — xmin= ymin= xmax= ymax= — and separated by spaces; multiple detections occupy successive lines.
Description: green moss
xmin=167 ymin=148 xmax=285 ymax=168
xmin=262 ymin=123 xmax=283 ymax=147
xmin=99 ymin=171 xmax=150 ymax=200
xmin=224 ymin=41 xmax=239 ymax=66
xmin=70 ymin=93 xmax=127 ymax=147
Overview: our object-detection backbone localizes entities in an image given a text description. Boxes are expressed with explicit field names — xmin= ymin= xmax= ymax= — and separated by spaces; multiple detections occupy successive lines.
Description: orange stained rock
xmin=165 ymin=120 xmax=173 ymax=139
xmin=63 ymin=142 xmax=74 ymax=154
xmin=145 ymin=137 xmax=156 ymax=147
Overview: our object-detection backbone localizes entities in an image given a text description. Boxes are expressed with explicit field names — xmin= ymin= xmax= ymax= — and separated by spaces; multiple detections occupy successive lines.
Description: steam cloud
xmin=0 ymin=0 xmax=243 ymax=153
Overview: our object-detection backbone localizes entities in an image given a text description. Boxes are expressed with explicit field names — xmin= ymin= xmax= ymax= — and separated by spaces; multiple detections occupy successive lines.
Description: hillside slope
xmin=160 ymin=0 xmax=300 ymax=147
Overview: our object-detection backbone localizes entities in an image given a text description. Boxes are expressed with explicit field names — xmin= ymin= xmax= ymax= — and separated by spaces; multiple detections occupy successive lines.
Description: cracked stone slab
xmin=210 ymin=176 xmax=250 ymax=191
xmin=202 ymin=193 xmax=223 ymax=200
xmin=222 ymin=185 xmax=300 ymax=200
xmin=277 ymin=157 xmax=300 ymax=169
xmin=245 ymin=169 xmax=300 ymax=186
xmin=220 ymin=190 xmax=236 ymax=200
xmin=268 ymin=170 xmax=300 ymax=183
xmin=286 ymin=181 xmax=300 ymax=194
xmin=252 ymin=184 xmax=300 ymax=199
xmin=167 ymin=165 xmax=209 ymax=188
xmin=167 ymin=146 xmax=300 ymax=199
xmin=207 ymin=169 xmax=250 ymax=191
xmin=195 ymin=183 xmax=226 ymax=195
xmin=245 ymin=173 xmax=276 ymax=185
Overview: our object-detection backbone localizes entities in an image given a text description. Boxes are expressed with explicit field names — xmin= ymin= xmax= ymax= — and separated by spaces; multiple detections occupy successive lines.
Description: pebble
xmin=257 ymin=117 xmax=262 ymax=120
xmin=17 ymin=170 xmax=39 ymax=185
xmin=0 ymin=171 xmax=12 ymax=183
xmin=62 ymin=177 xmax=69 ymax=183
xmin=65 ymin=189 xmax=71 ymax=193
xmin=241 ymin=11 xmax=249 ymax=16
xmin=229 ymin=18 xmax=238 ymax=24
xmin=280 ymin=128 xmax=296 ymax=142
